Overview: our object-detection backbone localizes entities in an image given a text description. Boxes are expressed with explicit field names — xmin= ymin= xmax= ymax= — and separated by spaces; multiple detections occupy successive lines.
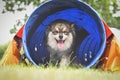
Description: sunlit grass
xmin=0 ymin=65 xmax=120 ymax=80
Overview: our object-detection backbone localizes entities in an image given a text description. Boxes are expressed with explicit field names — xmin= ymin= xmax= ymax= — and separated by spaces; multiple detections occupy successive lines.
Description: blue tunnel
xmin=23 ymin=0 xmax=106 ymax=68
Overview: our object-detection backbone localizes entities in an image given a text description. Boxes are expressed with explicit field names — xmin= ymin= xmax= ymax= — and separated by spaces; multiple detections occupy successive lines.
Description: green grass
xmin=0 ymin=43 xmax=8 ymax=59
xmin=0 ymin=65 xmax=120 ymax=80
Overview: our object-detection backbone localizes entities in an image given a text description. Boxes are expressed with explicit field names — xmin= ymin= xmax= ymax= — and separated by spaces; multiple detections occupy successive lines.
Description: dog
xmin=45 ymin=20 xmax=76 ymax=67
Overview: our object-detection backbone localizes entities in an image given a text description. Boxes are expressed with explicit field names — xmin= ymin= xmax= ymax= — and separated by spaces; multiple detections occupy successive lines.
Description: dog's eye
xmin=53 ymin=31 xmax=59 ymax=34
xmin=63 ymin=31 xmax=69 ymax=35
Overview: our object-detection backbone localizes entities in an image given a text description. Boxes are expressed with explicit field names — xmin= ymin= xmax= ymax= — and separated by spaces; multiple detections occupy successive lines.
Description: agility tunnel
xmin=22 ymin=0 xmax=106 ymax=68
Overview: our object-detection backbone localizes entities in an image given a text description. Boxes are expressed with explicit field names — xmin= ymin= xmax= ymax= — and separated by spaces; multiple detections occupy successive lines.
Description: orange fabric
xmin=0 ymin=25 xmax=23 ymax=66
xmin=102 ymin=36 xmax=120 ymax=71
xmin=100 ymin=20 xmax=120 ymax=71
xmin=0 ymin=39 xmax=21 ymax=65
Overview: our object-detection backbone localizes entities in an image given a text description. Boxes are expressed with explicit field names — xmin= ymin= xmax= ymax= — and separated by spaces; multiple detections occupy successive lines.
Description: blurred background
xmin=0 ymin=0 xmax=120 ymax=58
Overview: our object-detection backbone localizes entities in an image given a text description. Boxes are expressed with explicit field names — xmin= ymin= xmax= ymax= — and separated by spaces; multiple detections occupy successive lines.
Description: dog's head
xmin=46 ymin=20 xmax=76 ymax=51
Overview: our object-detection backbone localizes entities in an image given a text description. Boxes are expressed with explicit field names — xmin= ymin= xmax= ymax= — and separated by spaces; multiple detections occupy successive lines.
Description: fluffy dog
xmin=45 ymin=20 xmax=76 ymax=67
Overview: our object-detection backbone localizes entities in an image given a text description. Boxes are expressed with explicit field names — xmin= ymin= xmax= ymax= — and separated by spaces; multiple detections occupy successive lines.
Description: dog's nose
xmin=59 ymin=35 xmax=63 ymax=39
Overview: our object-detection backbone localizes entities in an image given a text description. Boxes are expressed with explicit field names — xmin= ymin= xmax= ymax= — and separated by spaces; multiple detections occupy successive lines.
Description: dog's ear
xmin=47 ymin=25 xmax=52 ymax=30
xmin=70 ymin=23 xmax=75 ymax=28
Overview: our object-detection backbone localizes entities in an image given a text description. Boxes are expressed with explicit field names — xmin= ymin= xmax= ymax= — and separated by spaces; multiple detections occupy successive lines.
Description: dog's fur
xmin=45 ymin=20 xmax=76 ymax=67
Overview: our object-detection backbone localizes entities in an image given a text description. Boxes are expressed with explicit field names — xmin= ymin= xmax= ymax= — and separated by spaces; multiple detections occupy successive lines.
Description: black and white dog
xmin=45 ymin=20 xmax=76 ymax=67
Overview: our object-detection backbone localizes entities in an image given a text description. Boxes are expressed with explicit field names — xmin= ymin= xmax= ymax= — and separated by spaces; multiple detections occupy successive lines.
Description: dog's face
xmin=46 ymin=21 xmax=75 ymax=52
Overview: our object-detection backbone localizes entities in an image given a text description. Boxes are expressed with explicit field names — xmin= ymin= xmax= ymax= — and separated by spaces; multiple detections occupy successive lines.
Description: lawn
xmin=0 ymin=65 xmax=120 ymax=80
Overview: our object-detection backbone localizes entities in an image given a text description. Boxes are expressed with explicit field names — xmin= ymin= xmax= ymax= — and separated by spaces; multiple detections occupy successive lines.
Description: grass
xmin=0 ymin=43 xmax=8 ymax=59
xmin=0 ymin=65 xmax=120 ymax=80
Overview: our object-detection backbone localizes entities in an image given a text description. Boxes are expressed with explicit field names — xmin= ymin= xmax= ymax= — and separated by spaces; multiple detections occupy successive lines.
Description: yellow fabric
xmin=102 ymin=36 xmax=120 ymax=71
xmin=0 ymin=39 xmax=21 ymax=65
